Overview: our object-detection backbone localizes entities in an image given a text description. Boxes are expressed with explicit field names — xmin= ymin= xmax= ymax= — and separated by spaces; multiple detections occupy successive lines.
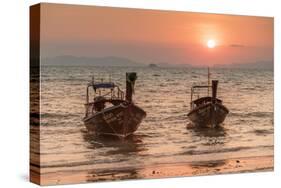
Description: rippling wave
xmin=31 ymin=66 xmax=273 ymax=182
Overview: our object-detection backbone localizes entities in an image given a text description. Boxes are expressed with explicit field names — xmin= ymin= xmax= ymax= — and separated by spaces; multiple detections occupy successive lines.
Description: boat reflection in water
xmin=81 ymin=130 xmax=146 ymax=182
xmin=188 ymin=125 xmax=227 ymax=145
xmin=189 ymin=125 xmax=227 ymax=138
xmin=187 ymin=125 xmax=227 ymax=171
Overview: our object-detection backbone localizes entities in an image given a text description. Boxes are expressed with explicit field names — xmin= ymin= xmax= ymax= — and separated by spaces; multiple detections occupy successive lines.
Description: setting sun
xmin=207 ymin=40 xmax=216 ymax=48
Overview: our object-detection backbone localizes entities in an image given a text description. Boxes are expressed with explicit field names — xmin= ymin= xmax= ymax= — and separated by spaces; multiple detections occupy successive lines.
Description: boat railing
xmin=85 ymin=86 xmax=124 ymax=116
xmin=190 ymin=85 xmax=211 ymax=110
xmin=107 ymin=86 xmax=125 ymax=100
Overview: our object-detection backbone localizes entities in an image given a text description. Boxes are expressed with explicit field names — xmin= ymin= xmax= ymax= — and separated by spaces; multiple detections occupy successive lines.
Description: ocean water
xmin=31 ymin=65 xmax=273 ymax=183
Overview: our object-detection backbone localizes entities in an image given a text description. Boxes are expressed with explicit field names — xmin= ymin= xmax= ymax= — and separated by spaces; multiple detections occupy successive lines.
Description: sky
xmin=40 ymin=3 xmax=273 ymax=66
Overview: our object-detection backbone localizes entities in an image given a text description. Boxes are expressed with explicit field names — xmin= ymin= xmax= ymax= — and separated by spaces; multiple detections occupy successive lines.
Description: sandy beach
xmin=31 ymin=155 xmax=273 ymax=185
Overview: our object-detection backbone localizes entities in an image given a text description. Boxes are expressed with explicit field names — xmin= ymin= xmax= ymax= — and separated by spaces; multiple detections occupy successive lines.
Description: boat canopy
xmin=192 ymin=85 xmax=210 ymax=89
xmin=92 ymin=82 xmax=115 ymax=90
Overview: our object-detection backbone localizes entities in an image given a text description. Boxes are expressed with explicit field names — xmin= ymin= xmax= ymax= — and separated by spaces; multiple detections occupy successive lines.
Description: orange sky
xmin=40 ymin=3 xmax=273 ymax=66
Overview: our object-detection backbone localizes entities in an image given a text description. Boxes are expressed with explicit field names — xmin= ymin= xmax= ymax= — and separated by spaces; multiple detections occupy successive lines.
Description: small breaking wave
xmin=229 ymin=112 xmax=273 ymax=118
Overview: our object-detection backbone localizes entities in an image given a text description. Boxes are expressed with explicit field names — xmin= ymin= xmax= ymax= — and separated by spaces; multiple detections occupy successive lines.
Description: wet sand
xmin=139 ymin=155 xmax=273 ymax=178
xmin=32 ymin=155 xmax=273 ymax=185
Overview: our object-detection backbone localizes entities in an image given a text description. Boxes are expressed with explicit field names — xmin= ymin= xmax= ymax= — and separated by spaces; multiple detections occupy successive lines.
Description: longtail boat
xmin=83 ymin=72 xmax=146 ymax=138
xmin=188 ymin=69 xmax=229 ymax=128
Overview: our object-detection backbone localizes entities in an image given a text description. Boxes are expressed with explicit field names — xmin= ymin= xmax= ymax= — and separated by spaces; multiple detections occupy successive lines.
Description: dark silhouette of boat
xmin=188 ymin=69 xmax=229 ymax=128
xmin=83 ymin=72 xmax=146 ymax=138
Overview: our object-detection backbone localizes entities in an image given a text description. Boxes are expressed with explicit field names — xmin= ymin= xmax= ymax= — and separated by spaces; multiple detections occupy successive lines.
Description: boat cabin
xmin=84 ymin=73 xmax=137 ymax=118
xmin=190 ymin=83 xmax=221 ymax=109
xmin=85 ymin=80 xmax=125 ymax=117
xmin=192 ymin=96 xmax=222 ymax=108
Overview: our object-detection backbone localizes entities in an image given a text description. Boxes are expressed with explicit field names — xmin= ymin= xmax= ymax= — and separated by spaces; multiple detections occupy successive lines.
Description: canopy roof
xmin=93 ymin=82 xmax=115 ymax=89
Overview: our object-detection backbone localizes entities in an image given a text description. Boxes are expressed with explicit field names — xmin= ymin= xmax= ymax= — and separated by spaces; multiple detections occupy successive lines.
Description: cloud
xmin=229 ymin=44 xmax=245 ymax=48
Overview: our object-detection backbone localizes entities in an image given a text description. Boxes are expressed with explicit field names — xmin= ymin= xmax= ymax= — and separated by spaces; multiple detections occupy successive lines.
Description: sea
xmin=31 ymin=65 xmax=273 ymax=184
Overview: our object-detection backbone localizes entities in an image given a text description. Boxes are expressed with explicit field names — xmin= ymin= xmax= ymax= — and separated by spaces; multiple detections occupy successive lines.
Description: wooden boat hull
xmin=188 ymin=103 xmax=229 ymax=128
xmin=83 ymin=103 xmax=146 ymax=138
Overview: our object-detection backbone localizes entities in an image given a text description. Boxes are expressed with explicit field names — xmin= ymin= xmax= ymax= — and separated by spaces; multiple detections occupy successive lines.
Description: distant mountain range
xmin=41 ymin=55 xmax=273 ymax=69
xmin=42 ymin=55 xmax=194 ymax=68
xmin=155 ymin=62 xmax=192 ymax=68
xmin=214 ymin=61 xmax=273 ymax=69
xmin=42 ymin=55 xmax=145 ymax=67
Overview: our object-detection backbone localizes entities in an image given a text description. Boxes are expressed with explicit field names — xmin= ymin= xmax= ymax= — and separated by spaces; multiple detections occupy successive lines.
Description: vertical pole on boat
xmin=190 ymin=87 xmax=193 ymax=110
xmin=212 ymin=80 xmax=218 ymax=104
xmin=207 ymin=67 xmax=210 ymax=96
xmin=85 ymin=86 xmax=89 ymax=117
xmin=126 ymin=72 xmax=137 ymax=103
xmin=211 ymin=80 xmax=218 ymax=128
